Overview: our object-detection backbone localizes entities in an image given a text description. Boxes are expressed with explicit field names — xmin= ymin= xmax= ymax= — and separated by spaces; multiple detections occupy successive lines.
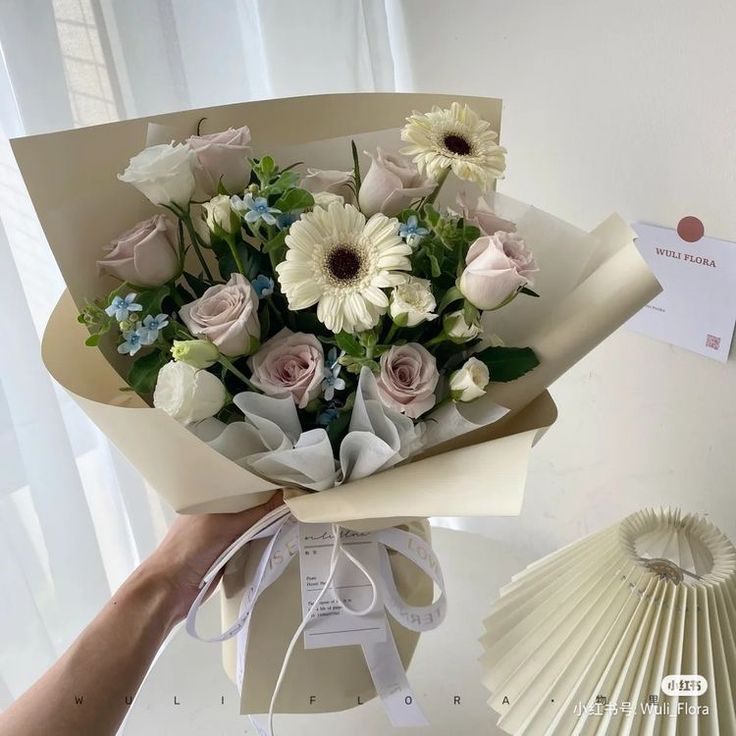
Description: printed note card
xmin=626 ymin=222 xmax=736 ymax=362
xmin=298 ymin=524 xmax=387 ymax=650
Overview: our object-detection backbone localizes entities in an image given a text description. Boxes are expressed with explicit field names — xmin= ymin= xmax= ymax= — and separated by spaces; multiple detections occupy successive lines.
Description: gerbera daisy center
xmin=326 ymin=246 xmax=362 ymax=282
xmin=443 ymin=134 xmax=472 ymax=156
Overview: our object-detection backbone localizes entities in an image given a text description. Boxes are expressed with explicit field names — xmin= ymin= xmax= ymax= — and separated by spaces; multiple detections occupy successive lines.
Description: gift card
xmin=298 ymin=524 xmax=388 ymax=650
xmin=626 ymin=221 xmax=736 ymax=362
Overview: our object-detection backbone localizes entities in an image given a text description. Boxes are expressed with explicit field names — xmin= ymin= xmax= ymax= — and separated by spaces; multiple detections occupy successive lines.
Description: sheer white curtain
xmin=0 ymin=0 xmax=407 ymax=707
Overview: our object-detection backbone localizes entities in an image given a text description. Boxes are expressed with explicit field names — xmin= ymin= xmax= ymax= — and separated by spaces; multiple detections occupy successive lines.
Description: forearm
xmin=0 ymin=566 xmax=179 ymax=736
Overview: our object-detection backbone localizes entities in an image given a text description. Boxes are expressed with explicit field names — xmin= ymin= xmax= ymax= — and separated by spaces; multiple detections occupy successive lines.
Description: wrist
xmin=121 ymin=562 xmax=183 ymax=636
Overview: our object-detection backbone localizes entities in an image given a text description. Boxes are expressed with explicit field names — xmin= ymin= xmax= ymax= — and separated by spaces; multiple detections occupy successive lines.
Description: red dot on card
xmin=677 ymin=216 xmax=704 ymax=243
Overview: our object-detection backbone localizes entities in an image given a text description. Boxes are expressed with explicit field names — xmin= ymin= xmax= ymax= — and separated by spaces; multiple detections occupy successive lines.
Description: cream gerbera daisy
xmin=400 ymin=102 xmax=506 ymax=191
xmin=276 ymin=203 xmax=412 ymax=334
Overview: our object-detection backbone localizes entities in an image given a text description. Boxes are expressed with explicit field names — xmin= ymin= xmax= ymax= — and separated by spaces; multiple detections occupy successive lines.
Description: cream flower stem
xmin=423 ymin=167 xmax=450 ymax=207
xmin=424 ymin=333 xmax=449 ymax=348
xmin=218 ymin=355 xmax=261 ymax=393
xmin=170 ymin=205 xmax=215 ymax=282
xmin=384 ymin=323 xmax=400 ymax=344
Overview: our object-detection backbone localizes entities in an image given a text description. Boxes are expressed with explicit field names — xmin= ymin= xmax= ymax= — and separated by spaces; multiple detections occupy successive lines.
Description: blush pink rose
xmin=377 ymin=343 xmax=439 ymax=419
xmin=187 ymin=126 xmax=252 ymax=196
xmin=456 ymin=192 xmax=516 ymax=235
xmin=459 ymin=232 xmax=538 ymax=310
xmin=248 ymin=330 xmax=325 ymax=409
xmin=179 ymin=273 xmax=260 ymax=357
xmin=300 ymin=168 xmax=356 ymax=205
xmin=97 ymin=215 xmax=179 ymax=287
xmin=358 ymin=148 xmax=435 ymax=217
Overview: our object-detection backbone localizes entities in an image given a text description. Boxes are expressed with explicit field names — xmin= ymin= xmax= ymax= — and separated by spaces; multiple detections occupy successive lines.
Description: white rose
xmin=389 ymin=277 xmax=438 ymax=327
xmin=153 ymin=361 xmax=226 ymax=424
xmin=203 ymin=194 xmax=239 ymax=235
xmin=449 ymin=357 xmax=490 ymax=402
xmin=118 ymin=142 xmax=197 ymax=207
xmin=444 ymin=310 xmax=482 ymax=343
xmin=312 ymin=191 xmax=345 ymax=209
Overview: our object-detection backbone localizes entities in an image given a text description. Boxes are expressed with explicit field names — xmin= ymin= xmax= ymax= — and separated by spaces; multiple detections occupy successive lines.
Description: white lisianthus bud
xmin=449 ymin=357 xmax=490 ymax=402
xmin=203 ymin=194 xmax=239 ymax=235
xmin=444 ymin=310 xmax=482 ymax=343
xmin=312 ymin=191 xmax=345 ymax=210
xmin=389 ymin=277 xmax=438 ymax=328
xmin=153 ymin=361 xmax=226 ymax=424
xmin=170 ymin=339 xmax=220 ymax=369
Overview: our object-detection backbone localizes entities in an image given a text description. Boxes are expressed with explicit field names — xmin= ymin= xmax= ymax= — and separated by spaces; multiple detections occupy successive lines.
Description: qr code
xmin=706 ymin=334 xmax=721 ymax=350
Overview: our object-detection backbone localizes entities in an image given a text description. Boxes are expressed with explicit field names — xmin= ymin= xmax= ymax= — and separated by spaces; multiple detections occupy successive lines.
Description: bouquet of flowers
xmin=80 ymin=101 xmax=541 ymax=493
xmin=13 ymin=92 xmax=660 ymax=721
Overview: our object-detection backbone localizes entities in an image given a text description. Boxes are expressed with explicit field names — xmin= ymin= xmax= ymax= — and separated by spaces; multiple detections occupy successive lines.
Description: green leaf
xmin=216 ymin=176 xmax=229 ymax=196
xmin=423 ymin=204 xmax=440 ymax=227
xmin=437 ymin=285 xmax=463 ymax=313
xmin=256 ymin=155 xmax=276 ymax=183
xmin=183 ymin=271 xmax=211 ymax=298
xmin=520 ymin=286 xmax=540 ymax=298
xmin=273 ymin=187 xmax=314 ymax=213
xmin=268 ymin=170 xmax=300 ymax=195
xmin=127 ymin=350 xmax=169 ymax=394
xmin=85 ymin=334 xmax=100 ymax=347
xmin=428 ymin=254 xmax=441 ymax=278
xmin=473 ymin=346 xmax=540 ymax=383
xmin=463 ymin=300 xmax=480 ymax=326
xmin=135 ymin=285 xmax=171 ymax=316
xmin=263 ymin=229 xmax=288 ymax=255
xmin=335 ymin=331 xmax=363 ymax=357
xmin=351 ymin=140 xmax=362 ymax=192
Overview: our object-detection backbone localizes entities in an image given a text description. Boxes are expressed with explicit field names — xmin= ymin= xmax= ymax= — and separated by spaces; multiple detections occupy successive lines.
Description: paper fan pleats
xmin=480 ymin=508 xmax=736 ymax=735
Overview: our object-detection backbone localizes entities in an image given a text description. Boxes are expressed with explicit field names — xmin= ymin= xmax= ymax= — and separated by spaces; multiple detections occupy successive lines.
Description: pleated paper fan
xmin=480 ymin=508 xmax=736 ymax=735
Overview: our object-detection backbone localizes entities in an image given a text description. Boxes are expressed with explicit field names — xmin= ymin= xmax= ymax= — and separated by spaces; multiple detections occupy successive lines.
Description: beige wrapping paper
xmin=12 ymin=92 xmax=660 ymax=715
xmin=221 ymin=519 xmax=433 ymax=714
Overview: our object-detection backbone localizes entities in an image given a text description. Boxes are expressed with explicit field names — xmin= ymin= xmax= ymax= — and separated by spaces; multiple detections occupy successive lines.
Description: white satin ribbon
xmin=185 ymin=506 xmax=446 ymax=733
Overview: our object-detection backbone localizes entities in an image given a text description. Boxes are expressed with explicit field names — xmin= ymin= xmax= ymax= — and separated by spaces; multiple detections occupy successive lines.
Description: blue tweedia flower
xmin=138 ymin=313 xmax=169 ymax=345
xmin=240 ymin=193 xmax=281 ymax=226
xmin=322 ymin=347 xmax=346 ymax=401
xmin=105 ymin=293 xmax=142 ymax=322
xmin=117 ymin=329 xmax=145 ymax=356
xmin=276 ymin=211 xmax=299 ymax=230
xmin=316 ymin=407 xmax=340 ymax=426
xmin=251 ymin=274 xmax=275 ymax=299
xmin=398 ymin=215 xmax=429 ymax=245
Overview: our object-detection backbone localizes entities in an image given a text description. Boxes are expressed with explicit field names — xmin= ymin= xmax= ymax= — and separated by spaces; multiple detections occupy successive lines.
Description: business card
xmin=626 ymin=222 xmax=736 ymax=362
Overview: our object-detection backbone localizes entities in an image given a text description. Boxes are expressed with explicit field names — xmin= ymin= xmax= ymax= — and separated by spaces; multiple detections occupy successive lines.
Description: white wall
xmin=395 ymin=0 xmax=736 ymax=552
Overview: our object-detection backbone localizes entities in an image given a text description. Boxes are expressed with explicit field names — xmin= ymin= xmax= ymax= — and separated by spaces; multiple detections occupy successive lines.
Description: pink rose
xmin=377 ymin=343 xmax=439 ymax=419
xmin=300 ymin=168 xmax=356 ymax=204
xmin=457 ymin=192 xmax=516 ymax=235
xmin=97 ymin=215 xmax=179 ymax=287
xmin=187 ymin=126 xmax=252 ymax=196
xmin=358 ymin=148 xmax=434 ymax=217
xmin=179 ymin=273 xmax=260 ymax=357
xmin=459 ymin=232 xmax=538 ymax=310
xmin=248 ymin=330 xmax=325 ymax=409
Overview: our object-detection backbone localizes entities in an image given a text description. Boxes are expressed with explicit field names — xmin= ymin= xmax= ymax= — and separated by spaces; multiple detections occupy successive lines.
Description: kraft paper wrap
xmin=12 ymin=92 xmax=660 ymax=715
xmin=221 ymin=519 xmax=433 ymax=714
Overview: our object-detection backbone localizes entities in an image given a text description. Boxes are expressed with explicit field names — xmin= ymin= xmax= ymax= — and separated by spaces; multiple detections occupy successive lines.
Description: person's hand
xmin=137 ymin=491 xmax=284 ymax=625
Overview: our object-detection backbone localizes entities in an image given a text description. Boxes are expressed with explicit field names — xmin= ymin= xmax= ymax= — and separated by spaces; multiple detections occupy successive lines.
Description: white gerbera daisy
xmin=276 ymin=203 xmax=412 ymax=334
xmin=400 ymin=102 xmax=506 ymax=191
